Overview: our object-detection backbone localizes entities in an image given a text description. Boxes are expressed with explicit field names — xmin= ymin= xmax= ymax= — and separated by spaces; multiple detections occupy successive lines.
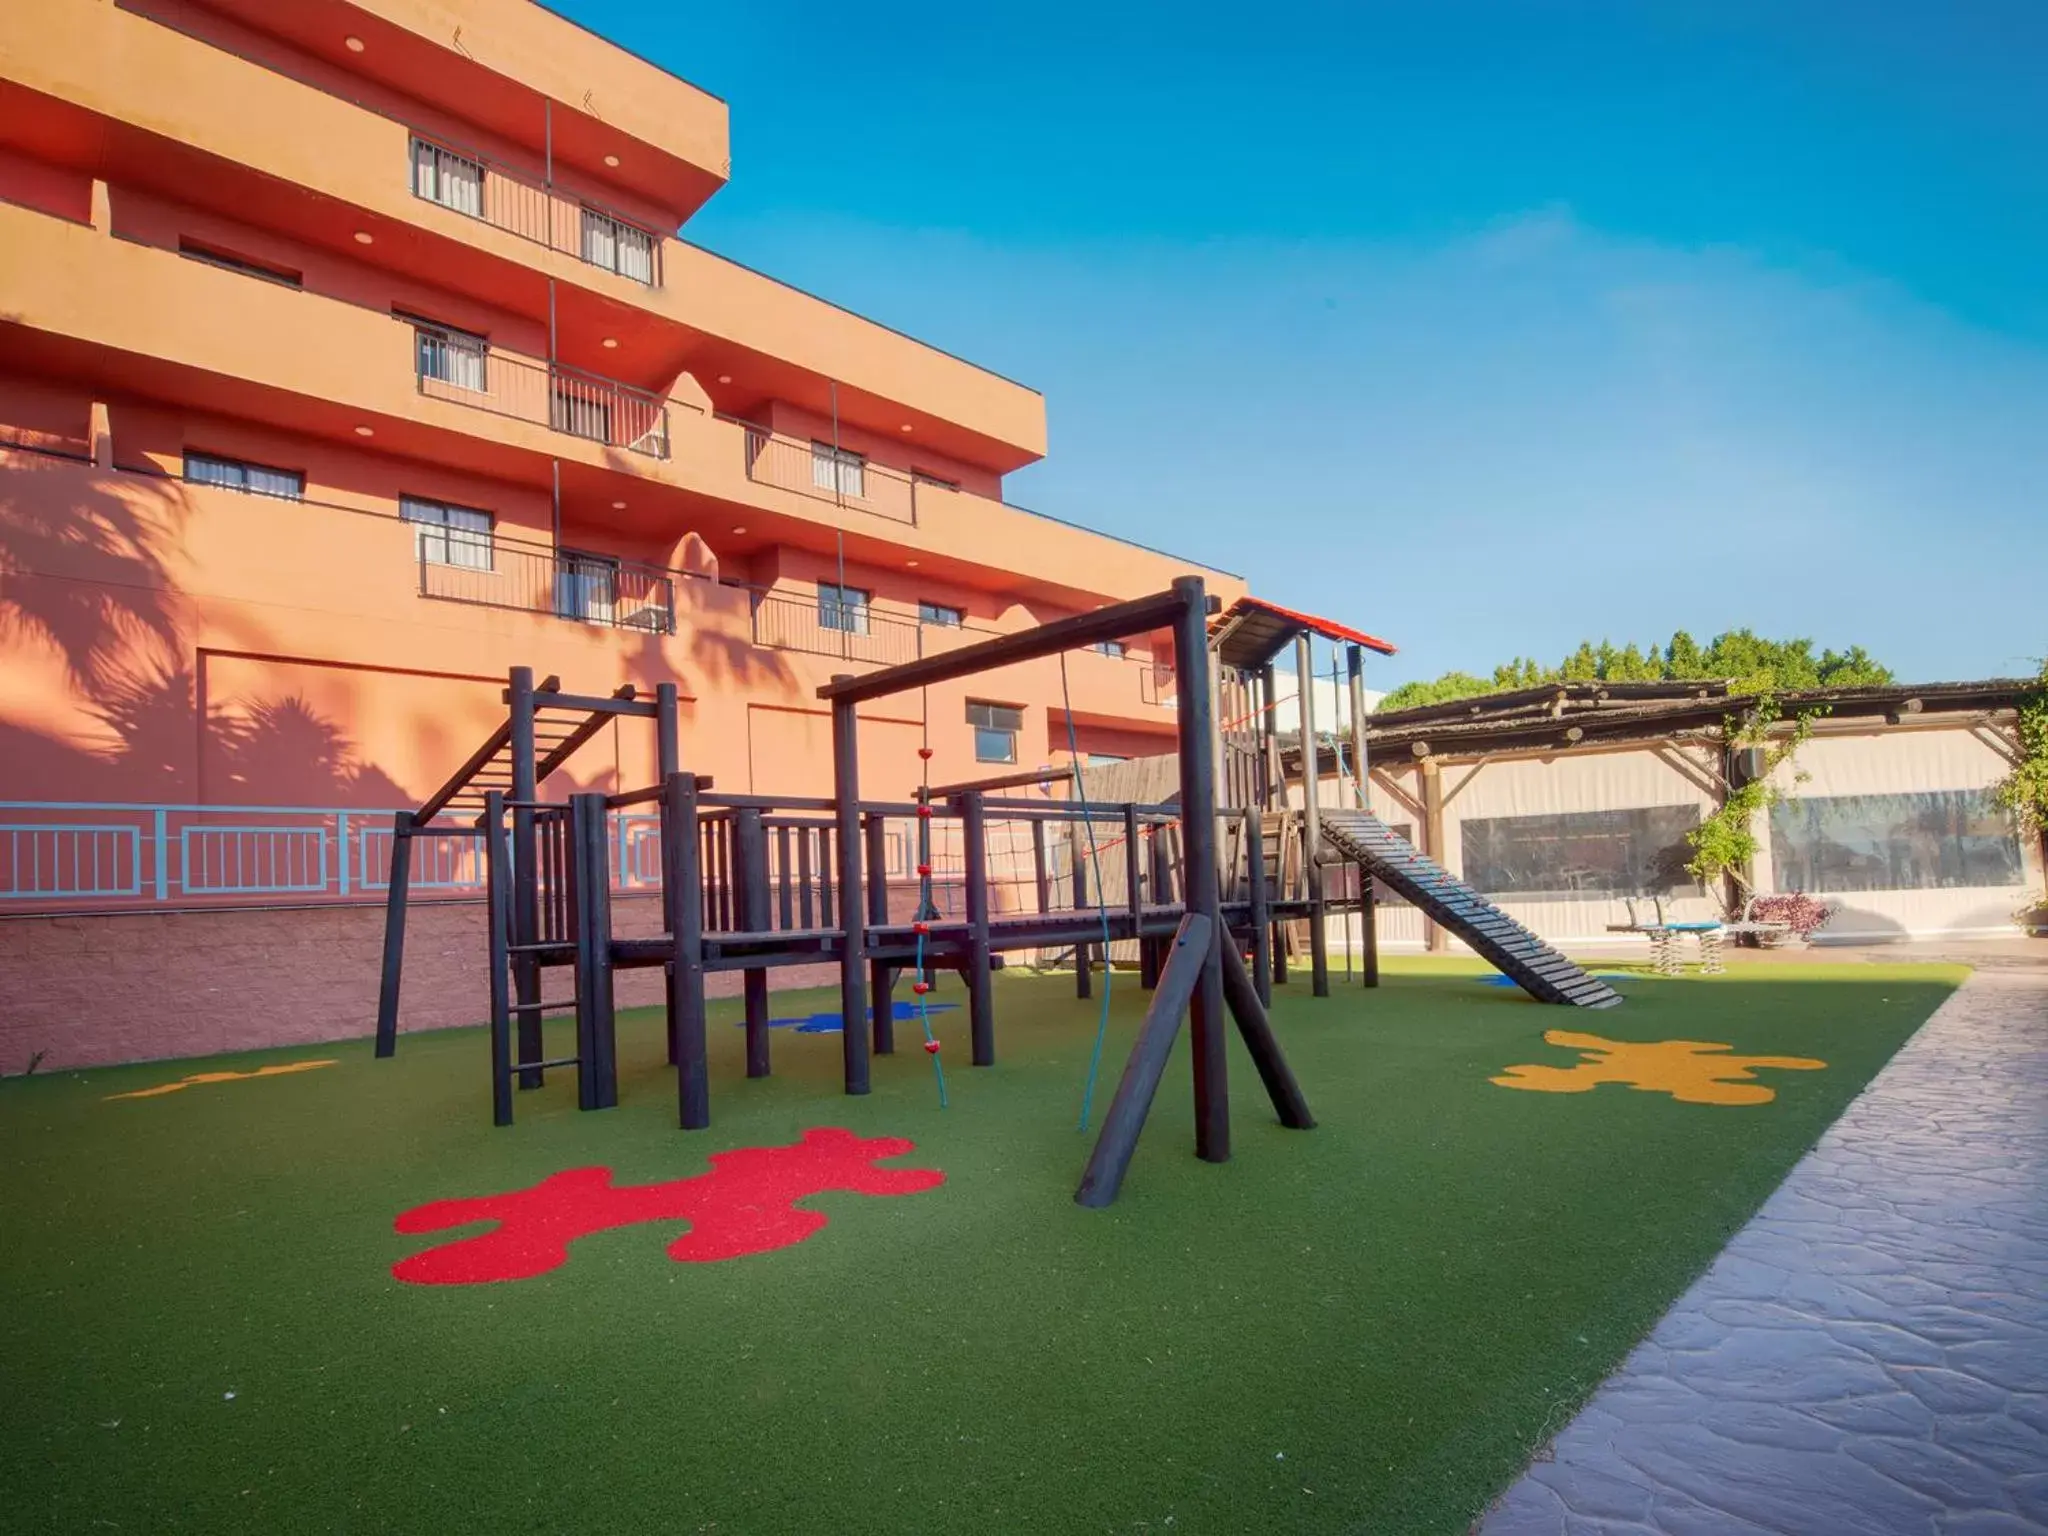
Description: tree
xmin=1377 ymin=630 xmax=1895 ymax=713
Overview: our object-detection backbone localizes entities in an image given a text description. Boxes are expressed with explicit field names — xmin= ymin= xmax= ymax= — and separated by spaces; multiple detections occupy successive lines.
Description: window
xmin=401 ymin=495 xmax=494 ymax=571
xmin=817 ymin=582 xmax=870 ymax=635
xmin=1092 ymin=639 xmax=1128 ymax=658
xmin=913 ymin=470 xmax=961 ymax=493
xmin=408 ymin=316 xmax=488 ymax=392
xmin=182 ymin=451 xmax=303 ymax=501
xmin=555 ymin=550 xmax=619 ymax=625
xmin=918 ymin=600 xmax=964 ymax=627
xmin=179 ymin=239 xmax=301 ymax=288
xmin=1086 ymin=753 xmax=1126 ymax=766
xmin=410 ymin=137 xmax=483 ymax=218
xmin=811 ymin=441 xmax=866 ymax=499
xmin=968 ymin=701 xmax=1023 ymax=764
xmin=580 ymin=207 xmax=656 ymax=284
xmin=1771 ymin=790 xmax=2024 ymax=893
xmin=1461 ymin=805 xmax=1701 ymax=899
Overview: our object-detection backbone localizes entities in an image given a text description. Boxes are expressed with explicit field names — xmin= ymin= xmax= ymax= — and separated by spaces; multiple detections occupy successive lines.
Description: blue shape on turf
xmin=745 ymin=999 xmax=962 ymax=1035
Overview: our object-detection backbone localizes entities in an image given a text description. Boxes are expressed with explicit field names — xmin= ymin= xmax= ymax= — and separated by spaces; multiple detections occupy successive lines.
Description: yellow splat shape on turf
xmin=104 ymin=1060 xmax=337 ymax=1101
xmin=1492 ymin=1032 xmax=1824 ymax=1106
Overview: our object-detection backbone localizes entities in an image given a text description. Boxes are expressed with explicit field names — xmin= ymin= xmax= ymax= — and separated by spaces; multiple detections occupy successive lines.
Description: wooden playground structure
xmin=374 ymin=577 xmax=1617 ymax=1203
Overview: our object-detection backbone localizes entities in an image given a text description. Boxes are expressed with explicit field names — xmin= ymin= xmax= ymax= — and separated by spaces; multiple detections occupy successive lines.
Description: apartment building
xmin=0 ymin=0 xmax=1235 ymax=932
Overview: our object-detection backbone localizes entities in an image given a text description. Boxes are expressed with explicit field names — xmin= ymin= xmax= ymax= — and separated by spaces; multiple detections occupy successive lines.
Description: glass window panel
xmin=1460 ymin=805 xmax=1702 ymax=898
xmin=1770 ymin=790 xmax=2024 ymax=892
xmin=817 ymin=582 xmax=871 ymax=635
xmin=974 ymin=726 xmax=1017 ymax=764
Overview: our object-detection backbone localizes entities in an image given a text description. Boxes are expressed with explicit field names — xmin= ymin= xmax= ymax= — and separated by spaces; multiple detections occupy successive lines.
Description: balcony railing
xmin=414 ymin=534 xmax=676 ymax=634
xmin=732 ymin=419 xmax=920 ymax=525
xmin=0 ymin=802 xmax=663 ymax=913
xmin=412 ymin=323 xmax=670 ymax=458
xmin=409 ymin=136 xmax=663 ymax=287
xmin=748 ymin=589 xmax=924 ymax=666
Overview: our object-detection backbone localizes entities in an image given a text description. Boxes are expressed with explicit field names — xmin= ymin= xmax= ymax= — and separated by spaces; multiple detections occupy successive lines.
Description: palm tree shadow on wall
xmin=0 ymin=454 xmax=410 ymax=805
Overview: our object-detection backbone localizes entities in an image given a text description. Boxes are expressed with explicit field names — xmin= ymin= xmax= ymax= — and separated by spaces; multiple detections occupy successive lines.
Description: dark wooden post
xmin=1218 ymin=939 xmax=1313 ymax=1129
xmin=1361 ymin=882 xmax=1380 ymax=988
xmin=735 ymin=807 xmax=771 ymax=1078
xmin=830 ymin=685 xmax=870 ymax=1095
xmin=1346 ymin=643 xmax=1380 ymax=989
xmin=1247 ymin=809 xmax=1272 ymax=1006
xmin=509 ymin=666 xmax=546 ymax=1087
xmin=373 ymin=809 xmax=413 ymax=1057
xmin=1173 ymin=575 xmax=1229 ymax=1162
xmin=655 ymin=681 xmax=680 ymax=779
xmin=1074 ymin=911 xmax=1212 ymax=1207
xmin=1294 ymin=633 xmax=1329 ymax=998
xmin=864 ymin=811 xmax=895 ymax=1054
xmin=664 ymin=771 xmax=710 ymax=1129
xmin=1259 ymin=661 xmax=1281 ymax=809
xmin=568 ymin=792 xmax=617 ymax=1111
xmin=1031 ymin=817 xmax=1050 ymax=913
xmin=483 ymin=795 xmax=513 ymax=1125
xmin=958 ymin=790 xmax=995 ymax=1066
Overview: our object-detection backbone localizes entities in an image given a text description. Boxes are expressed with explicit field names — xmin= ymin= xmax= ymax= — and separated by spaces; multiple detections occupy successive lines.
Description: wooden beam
xmin=817 ymin=586 xmax=1207 ymax=705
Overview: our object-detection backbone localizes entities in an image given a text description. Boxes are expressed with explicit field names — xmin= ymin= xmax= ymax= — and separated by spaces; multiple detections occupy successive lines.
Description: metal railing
xmin=409 ymin=135 xmax=663 ymax=287
xmin=413 ymin=322 xmax=670 ymax=457
xmin=0 ymin=803 xmax=662 ymax=912
xmin=415 ymin=536 xmax=676 ymax=634
xmin=748 ymin=589 xmax=924 ymax=666
xmin=732 ymin=419 xmax=920 ymax=525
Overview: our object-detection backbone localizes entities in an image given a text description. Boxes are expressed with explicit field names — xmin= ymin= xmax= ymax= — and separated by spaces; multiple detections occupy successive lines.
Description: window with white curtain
xmin=580 ymin=208 xmax=656 ymax=284
xmin=555 ymin=550 xmax=619 ymax=625
xmin=810 ymin=441 xmax=866 ymax=499
xmin=410 ymin=138 xmax=483 ymax=218
xmin=817 ymin=582 xmax=871 ymax=635
xmin=408 ymin=316 xmax=489 ymax=392
xmin=401 ymin=495 xmax=494 ymax=571
xmin=183 ymin=451 xmax=304 ymax=501
xmin=1771 ymin=790 xmax=2024 ymax=892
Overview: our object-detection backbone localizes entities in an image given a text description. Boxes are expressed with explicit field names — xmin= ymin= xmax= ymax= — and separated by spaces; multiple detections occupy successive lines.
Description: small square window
xmin=818 ymin=581 xmax=870 ymax=635
xmin=1092 ymin=639 xmax=1127 ymax=658
xmin=918 ymin=600 xmax=963 ymax=627
xmin=401 ymin=494 xmax=495 ymax=570
xmin=810 ymin=441 xmax=865 ymax=499
xmin=967 ymin=700 xmax=1023 ymax=764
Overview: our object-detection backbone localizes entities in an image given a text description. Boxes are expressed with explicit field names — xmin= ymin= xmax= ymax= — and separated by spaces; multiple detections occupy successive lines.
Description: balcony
xmin=412 ymin=529 xmax=676 ymax=634
xmin=747 ymin=588 xmax=924 ymax=666
xmin=730 ymin=419 xmax=920 ymax=526
xmin=411 ymin=321 xmax=670 ymax=458
xmin=409 ymin=136 xmax=664 ymax=287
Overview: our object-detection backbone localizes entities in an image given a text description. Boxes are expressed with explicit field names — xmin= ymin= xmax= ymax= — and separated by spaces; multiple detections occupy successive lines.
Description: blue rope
xmin=1061 ymin=652 xmax=1115 ymax=1133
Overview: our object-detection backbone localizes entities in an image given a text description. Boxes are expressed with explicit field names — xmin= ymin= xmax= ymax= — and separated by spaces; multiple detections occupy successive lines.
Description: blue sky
xmin=564 ymin=0 xmax=2047 ymax=688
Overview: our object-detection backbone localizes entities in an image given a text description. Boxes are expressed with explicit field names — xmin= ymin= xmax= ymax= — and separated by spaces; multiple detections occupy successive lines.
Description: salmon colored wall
xmin=121 ymin=0 xmax=684 ymax=235
xmin=109 ymin=185 xmax=554 ymax=362
xmin=0 ymin=143 xmax=91 ymax=225
xmin=763 ymin=401 xmax=1003 ymax=502
xmin=2 ymin=0 xmax=1040 ymax=466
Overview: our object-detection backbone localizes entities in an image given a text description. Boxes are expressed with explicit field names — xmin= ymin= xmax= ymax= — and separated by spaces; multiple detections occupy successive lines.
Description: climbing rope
xmin=1061 ymin=651 xmax=1116 ymax=1133
xmin=908 ymin=684 xmax=948 ymax=1108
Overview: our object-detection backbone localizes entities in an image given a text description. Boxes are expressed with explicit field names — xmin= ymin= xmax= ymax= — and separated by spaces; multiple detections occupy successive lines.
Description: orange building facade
xmin=0 ymin=0 xmax=1243 ymax=950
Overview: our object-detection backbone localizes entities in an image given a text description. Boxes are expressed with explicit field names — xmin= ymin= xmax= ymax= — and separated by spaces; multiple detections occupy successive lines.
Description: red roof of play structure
xmin=1209 ymin=596 xmax=1398 ymax=669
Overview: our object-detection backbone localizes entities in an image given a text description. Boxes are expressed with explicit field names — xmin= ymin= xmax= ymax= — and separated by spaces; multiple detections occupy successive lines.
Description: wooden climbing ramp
xmin=1317 ymin=809 xmax=1622 ymax=1009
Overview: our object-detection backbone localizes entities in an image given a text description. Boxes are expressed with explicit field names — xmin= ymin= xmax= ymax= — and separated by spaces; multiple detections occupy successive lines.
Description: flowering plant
xmin=1749 ymin=892 xmax=1835 ymax=940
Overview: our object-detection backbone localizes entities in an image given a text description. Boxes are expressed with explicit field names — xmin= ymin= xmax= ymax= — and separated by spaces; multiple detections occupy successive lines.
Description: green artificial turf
xmin=0 ymin=959 xmax=1963 ymax=1534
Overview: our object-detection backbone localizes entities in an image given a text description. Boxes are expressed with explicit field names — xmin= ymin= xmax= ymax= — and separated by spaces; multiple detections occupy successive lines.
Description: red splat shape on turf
xmin=391 ymin=1128 xmax=944 ymax=1286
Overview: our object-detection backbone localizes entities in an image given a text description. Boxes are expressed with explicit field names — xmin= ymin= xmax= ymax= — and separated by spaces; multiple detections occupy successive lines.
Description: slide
xmin=1318 ymin=809 xmax=1622 ymax=1008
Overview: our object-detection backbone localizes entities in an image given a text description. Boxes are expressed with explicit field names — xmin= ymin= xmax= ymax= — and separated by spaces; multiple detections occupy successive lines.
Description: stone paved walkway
xmin=1478 ymin=967 xmax=2048 ymax=1536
